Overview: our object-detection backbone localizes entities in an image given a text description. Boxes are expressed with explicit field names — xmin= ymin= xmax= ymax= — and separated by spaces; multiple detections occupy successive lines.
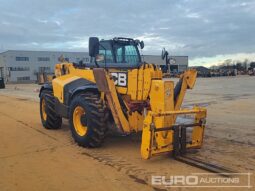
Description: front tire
xmin=40 ymin=89 xmax=62 ymax=129
xmin=69 ymin=92 xmax=108 ymax=147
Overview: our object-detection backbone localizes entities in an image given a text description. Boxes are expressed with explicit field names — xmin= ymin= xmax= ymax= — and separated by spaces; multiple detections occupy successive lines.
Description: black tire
xmin=0 ymin=78 xmax=5 ymax=89
xmin=0 ymin=83 xmax=5 ymax=89
xmin=69 ymin=92 xmax=108 ymax=147
xmin=40 ymin=89 xmax=62 ymax=129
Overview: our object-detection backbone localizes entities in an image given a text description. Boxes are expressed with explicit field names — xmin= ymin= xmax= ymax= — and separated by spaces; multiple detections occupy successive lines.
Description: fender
xmin=62 ymin=77 xmax=98 ymax=105
xmin=69 ymin=84 xmax=98 ymax=104
xmin=57 ymin=84 xmax=98 ymax=118
xmin=39 ymin=83 xmax=53 ymax=97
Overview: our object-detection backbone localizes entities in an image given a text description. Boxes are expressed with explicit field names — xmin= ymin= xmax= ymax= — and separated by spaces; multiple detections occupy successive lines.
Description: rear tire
xmin=69 ymin=92 xmax=108 ymax=147
xmin=40 ymin=89 xmax=62 ymax=129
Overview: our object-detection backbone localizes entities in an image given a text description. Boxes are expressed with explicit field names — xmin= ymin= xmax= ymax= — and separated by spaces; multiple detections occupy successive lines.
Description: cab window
xmin=124 ymin=45 xmax=139 ymax=64
xmin=99 ymin=49 xmax=114 ymax=63
xmin=99 ymin=42 xmax=114 ymax=63
xmin=116 ymin=47 xmax=123 ymax=63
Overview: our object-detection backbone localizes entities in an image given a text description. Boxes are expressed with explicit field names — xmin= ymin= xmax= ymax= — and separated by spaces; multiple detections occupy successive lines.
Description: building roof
xmin=0 ymin=50 xmax=87 ymax=55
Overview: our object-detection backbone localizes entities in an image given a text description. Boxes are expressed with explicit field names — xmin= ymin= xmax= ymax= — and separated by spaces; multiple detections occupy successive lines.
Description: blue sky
xmin=0 ymin=0 xmax=255 ymax=66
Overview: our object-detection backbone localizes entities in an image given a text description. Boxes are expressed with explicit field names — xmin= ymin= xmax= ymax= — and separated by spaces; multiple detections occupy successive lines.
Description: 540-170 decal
xmin=110 ymin=72 xmax=127 ymax=87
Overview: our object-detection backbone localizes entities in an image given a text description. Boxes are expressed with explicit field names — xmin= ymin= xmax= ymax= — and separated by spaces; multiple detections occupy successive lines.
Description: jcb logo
xmin=111 ymin=72 xmax=127 ymax=87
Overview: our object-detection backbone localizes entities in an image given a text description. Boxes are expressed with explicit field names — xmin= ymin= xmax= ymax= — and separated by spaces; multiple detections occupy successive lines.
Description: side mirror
xmin=89 ymin=37 xmax=99 ymax=57
xmin=140 ymin=41 xmax=144 ymax=49
xmin=161 ymin=48 xmax=170 ymax=65
xmin=161 ymin=48 xmax=167 ymax=60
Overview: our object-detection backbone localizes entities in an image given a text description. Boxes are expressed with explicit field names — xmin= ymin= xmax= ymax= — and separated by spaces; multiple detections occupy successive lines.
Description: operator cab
xmin=89 ymin=37 xmax=144 ymax=69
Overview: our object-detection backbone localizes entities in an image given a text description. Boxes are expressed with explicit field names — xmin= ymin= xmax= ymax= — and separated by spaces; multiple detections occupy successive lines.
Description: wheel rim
xmin=41 ymin=98 xmax=47 ymax=121
xmin=73 ymin=106 xmax=87 ymax=136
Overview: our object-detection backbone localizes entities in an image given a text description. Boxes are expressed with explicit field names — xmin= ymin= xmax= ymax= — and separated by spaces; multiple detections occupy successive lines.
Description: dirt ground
xmin=0 ymin=76 xmax=254 ymax=191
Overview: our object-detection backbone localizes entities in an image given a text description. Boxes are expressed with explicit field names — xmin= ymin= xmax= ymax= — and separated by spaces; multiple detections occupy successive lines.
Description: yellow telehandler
xmin=39 ymin=37 xmax=207 ymax=160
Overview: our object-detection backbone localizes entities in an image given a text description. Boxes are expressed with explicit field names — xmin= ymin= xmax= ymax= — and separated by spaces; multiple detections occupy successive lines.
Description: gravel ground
xmin=0 ymin=76 xmax=254 ymax=191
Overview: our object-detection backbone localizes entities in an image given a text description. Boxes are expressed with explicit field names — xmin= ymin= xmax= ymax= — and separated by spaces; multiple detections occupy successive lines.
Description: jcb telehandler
xmin=39 ymin=37 xmax=207 ymax=160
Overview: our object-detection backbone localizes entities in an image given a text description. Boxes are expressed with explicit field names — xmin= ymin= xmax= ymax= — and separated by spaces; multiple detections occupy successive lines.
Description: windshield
xmin=98 ymin=40 xmax=141 ymax=66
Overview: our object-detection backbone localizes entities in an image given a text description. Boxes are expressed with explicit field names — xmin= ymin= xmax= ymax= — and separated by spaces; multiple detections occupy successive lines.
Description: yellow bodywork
xmin=51 ymin=62 xmax=207 ymax=159
xmin=52 ymin=63 xmax=162 ymax=103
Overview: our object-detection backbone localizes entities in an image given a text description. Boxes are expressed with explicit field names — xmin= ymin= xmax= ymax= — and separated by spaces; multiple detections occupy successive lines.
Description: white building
xmin=0 ymin=50 xmax=90 ymax=82
xmin=0 ymin=50 xmax=188 ymax=83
